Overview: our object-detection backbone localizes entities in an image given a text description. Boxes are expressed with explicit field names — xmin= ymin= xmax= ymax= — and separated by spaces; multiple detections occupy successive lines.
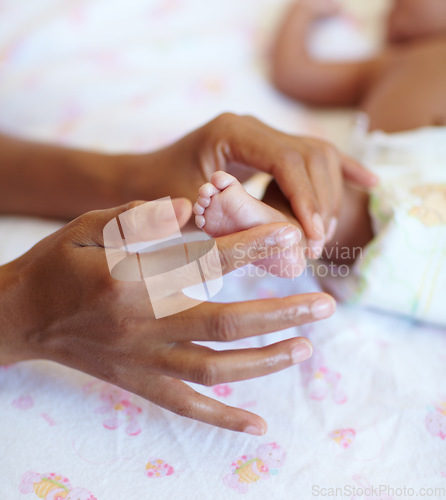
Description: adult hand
xmin=0 ymin=199 xmax=336 ymax=434
xmin=124 ymin=113 xmax=377 ymax=258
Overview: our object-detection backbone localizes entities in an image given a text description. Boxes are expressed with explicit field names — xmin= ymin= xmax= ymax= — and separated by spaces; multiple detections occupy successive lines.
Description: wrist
xmin=113 ymin=142 xmax=203 ymax=204
xmin=111 ymin=152 xmax=144 ymax=203
xmin=0 ymin=259 xmax=36 ymax=364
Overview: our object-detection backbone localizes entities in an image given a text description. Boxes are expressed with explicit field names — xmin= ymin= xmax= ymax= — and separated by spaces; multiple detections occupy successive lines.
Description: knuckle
xmin=305 ymin=137 xmax=336 ymax=159
xmin=240 ymin=113 xmax=258 ymax=123
xmin=317 ymin=141 xmax=338 ymax=164
xmin=214 ymin=112 xmax=238 ymax=128
xmin=277 ymin=147 xmax=304 ymax=169
xmin=308 ymin=148 xmax=326 ymax=168
xmin=112 ymin=311 xmax=136 ymax=338
xmin=125 ymin=200 xmax=146 ymax=211
xmin=204 ymin=113 xmax=238 ymax=145
xmin=65 ymin=212 xmax=96 ymax=240
xmin=171 ymin=404 xmax=194 ymax=419
xmin=212 ymin=309 xmax=239 ymax=342
xmin=324 ymin=142 xmax=338 ymax=158
xmin=281 ymin=304 xmax=306 ymax=324
xmin=217 ymin=246 xmax=233 ymax=274
xmin=193 ymin=359 xmax=219 ymax=387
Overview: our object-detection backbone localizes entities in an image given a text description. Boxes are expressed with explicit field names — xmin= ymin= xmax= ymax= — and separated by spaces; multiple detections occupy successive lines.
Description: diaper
xmin=332 ymin=119 xmax=446 ymax=326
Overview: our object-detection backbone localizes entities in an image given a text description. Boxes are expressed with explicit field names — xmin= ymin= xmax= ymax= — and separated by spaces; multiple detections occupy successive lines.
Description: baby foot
xmin=193 ymin=171 xmax=306 ymax=278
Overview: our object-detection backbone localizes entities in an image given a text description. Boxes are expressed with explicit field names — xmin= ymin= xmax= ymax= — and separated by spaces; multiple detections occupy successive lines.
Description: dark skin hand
xmin=0 ymin=199 xmax=336 ymax=435
xmin=263 ymin=180 xmax=373 ymax=265
xmin=0 ymin=113 xmax=377 ymax=258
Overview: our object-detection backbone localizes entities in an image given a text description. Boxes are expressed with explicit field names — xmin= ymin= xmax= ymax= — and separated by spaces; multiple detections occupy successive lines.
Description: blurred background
xmin=0 ymin=0 xmax=390 ymax=154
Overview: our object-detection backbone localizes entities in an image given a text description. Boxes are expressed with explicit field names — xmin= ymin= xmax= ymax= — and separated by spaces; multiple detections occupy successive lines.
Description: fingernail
xmin=291 ymin=341 xmax=313 ymax=364
xmin=313 ymin=213 xmax=325 ymax=238
xmin=326 ymin=217 xmax=338 ymax=241
xmin=311 ymin=298 xmax=336 ymax=319
xmin=308 ymin=239 xmax=325 ymax=259
xmin=244 ymin=425 xmax=265 ymax=436
xmin=275 ymin=225 xmax=302 ymax=248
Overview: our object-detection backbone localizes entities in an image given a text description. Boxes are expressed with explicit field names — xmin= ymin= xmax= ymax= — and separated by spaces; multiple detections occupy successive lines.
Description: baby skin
xmin=193 ymin=171 xmax=308 ymax=278
xmin=272 ymin=0 xmax=446 ymax=132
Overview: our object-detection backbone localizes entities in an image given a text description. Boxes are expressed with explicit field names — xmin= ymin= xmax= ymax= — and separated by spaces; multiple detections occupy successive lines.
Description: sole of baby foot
xmin=193 ymin=171 xmax=287 ymax=238
xmin=193 ymin=171 xmax=307 ymax=277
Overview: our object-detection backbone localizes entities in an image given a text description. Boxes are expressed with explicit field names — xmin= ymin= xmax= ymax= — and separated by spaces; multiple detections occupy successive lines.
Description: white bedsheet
xmin=1 ymin=1 xmax=445 ymax=499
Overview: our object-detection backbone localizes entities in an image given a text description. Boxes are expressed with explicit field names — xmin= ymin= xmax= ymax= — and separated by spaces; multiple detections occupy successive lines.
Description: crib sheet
xmin=1 ymin=0 xmax=445 ymax=499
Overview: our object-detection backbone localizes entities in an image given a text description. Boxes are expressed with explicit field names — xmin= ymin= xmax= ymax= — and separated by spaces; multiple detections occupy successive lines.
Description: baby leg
xmin=193 ymin=171 xmax=306 ymax=278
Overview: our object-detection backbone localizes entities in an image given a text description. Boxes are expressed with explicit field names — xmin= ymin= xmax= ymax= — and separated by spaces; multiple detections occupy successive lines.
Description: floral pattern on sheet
xmin=329 ymin=428 xmax=356 ymax=448
xmin=223 ymin=442 xmax=286 ymax=494
xmin=12 ymin=394 xmax=34 ymax=410
xmin=1 ymin=0 xmax=445 ymax=498
xmin=426 ymin=401 xmax=446 ymax=439
xmin=212 ymin=384 xmax=233 ymax=397
xmin=19 ymin=471 xmax=96 ymax=500
xmin=300 ymin=350 xmax=347 ymax=404
xmin=145 ymin=459 xmax=174 ymax=478
xmin=83 ymin=380 xmax=143 ymax=436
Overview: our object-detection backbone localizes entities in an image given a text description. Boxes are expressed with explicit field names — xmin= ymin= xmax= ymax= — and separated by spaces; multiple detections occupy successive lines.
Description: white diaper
xmin=331 ymin=120 xmax=446 ymax=326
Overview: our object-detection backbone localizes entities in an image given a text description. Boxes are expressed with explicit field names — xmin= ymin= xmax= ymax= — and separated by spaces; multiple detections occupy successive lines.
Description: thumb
xmin=72 ymin=198 xmax=193 ymax=248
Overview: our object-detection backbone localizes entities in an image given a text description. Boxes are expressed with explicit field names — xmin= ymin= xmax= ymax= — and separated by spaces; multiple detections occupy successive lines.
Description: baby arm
xmin=271 ymin=0 xmax=378 ymax=106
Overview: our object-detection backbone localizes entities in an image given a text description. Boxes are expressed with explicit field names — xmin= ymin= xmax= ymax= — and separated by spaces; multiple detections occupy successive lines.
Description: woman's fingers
xmin=239 ymin=132 xmax=323 ymax=244
xmin=313 ymin=145 xmax=343 ymax=242
xmin=340 ymin=153 xmax=378 ymax=187
xmin=269 ymin=154 xmax=324 ymax=257
xmin=73 ymin=197 xmax=193 ymax=248
xmin=140 ymin=375 xmax=267 ymax=435
xmin=304 ymin=151 xmax=334 ymax=256
xmin=214 ymin=222 xmax=304 ymax=275
xmin=216 ymin=116 xmax=329 ymax=248
xmin=155 ymin=338 xmax=313 ymax=386
xmin=213 ymin=114 xmax=376 ymax=248
xmin=160 ymin=293 xmax=336 ymax=343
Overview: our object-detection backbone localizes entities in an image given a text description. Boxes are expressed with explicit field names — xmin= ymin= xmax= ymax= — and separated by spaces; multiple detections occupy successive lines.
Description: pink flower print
xmin=19 ymin=471 xmax=96 ymax=499
xmin=426 ymin=402 xmax=446 ymax=439
xmin=300 ymin=350 xmax=347 ymax=404
xmin=145 ymin=459 xmax=174 ymax=478
xmin=41 ymin=413 xmax=56 ymax=426
xmin=213 ymin=384 xmax=233 ymax=397
xmin=224 ymin=443 xmax=286 ymax=493
xmin=329 ymin=428 xmax=356 ymax=448
xmin=94 ymin=386 xmax=143 ymax=436
xmin=12 ymin=394 xmax=34 ymax=410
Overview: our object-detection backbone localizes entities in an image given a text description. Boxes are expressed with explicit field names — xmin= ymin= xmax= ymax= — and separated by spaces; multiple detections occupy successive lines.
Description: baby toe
xmin=197 ymin=196 xmax=211 ymax=208
xmin=195 ymin=214 xmax=206 ymax=229
xmin=211 ymin=171 xmax=239 ymax=191
xmin=199 ymin=182 xmax=220 ymax=198
xmin=193 ymin=202 xmax=205 ymax=215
